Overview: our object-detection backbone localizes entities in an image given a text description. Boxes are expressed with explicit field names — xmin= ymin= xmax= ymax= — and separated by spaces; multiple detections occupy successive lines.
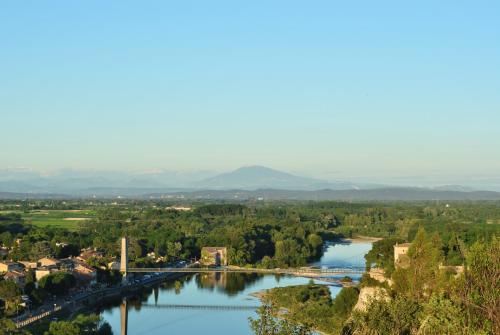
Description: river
xmin=98 ymin=240 xmax=373 ymax=335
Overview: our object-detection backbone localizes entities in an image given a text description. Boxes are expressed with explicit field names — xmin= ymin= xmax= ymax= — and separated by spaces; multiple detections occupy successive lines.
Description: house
xmin=4 ymin=270 xmax=26 ymax=287
xmin=35 ymin=267 xmax=55 ymax=281
xmin=73 ymin=260 xmax=97 ymax=285
xmin=394 ymin=243 xmax=411 ymax=267
xmin=0 ymin=261 xmax=23 ymax=273
xmin=38 ymin=257 xmax=60 ymax=268
xmin=59 ymin=258 xmax=76 ymax=272
xmin=200 ymin=247 xmax=228 ymax=266
xmin=19 ymin=261 xmax=37 ymax=270
xmin=77 ymin=249 xmax=104 ymax=262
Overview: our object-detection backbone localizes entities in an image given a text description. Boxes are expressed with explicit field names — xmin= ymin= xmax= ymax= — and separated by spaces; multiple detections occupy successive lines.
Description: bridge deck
xmin=126 ymin=266 xmax=364 ymax=275
xmin=140 ymin=303 xmax=258 ymax=311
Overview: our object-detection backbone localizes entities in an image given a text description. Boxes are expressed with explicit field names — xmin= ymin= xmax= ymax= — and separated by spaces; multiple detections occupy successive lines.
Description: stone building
xmin=73 ymin=260 xmax=97 ymax=285
xmin=35 ymin=267 xmax=55 ymax=281
xmin=0 ymin=261 xmax=23 ymax=273
xmin=394 ymin=243 xmax=411 ymax=267
xmin=200 ymin=247 xmax=228 ymax=266
xmin=38 ymin=257 xmax=60 ymax=268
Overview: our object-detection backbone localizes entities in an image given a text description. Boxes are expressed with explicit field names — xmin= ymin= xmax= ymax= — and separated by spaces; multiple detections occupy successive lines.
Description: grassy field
xmin=20 ymin=210 xmax=96 ymax=231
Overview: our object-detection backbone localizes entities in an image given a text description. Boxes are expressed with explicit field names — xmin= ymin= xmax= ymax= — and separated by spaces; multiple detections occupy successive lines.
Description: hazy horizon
xmin=2 ymin=165 xmax=500 ymax=192
xmin=2 ymin=1 xmax=499 ymax=185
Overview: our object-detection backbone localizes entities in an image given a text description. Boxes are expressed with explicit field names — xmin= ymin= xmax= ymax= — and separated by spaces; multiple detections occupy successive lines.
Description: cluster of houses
xmin=0 ymin=249 xmax=102 ymax=289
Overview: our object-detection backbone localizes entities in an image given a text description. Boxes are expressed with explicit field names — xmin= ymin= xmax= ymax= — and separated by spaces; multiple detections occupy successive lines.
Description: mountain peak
xmin=229 ymin=165 xmax=295 ymax=177
xmin=194 ymin=166 xmax=352 ymax=190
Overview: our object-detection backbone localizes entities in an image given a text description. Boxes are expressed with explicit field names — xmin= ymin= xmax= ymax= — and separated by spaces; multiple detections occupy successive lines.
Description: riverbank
xmin=332 ymin=236 xmax=383 ymax=243
xmin=88 ymin=240 xmax=374 ymax=335
xmin=16 ymin=271 xmax=187 ymax=329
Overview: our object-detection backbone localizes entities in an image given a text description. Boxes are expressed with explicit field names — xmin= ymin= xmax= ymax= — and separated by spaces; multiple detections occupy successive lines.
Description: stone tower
xmin=120 ymin=237 xmax=128 ymax=278
xmin=120 ymin=298 xmax=128 ymax=335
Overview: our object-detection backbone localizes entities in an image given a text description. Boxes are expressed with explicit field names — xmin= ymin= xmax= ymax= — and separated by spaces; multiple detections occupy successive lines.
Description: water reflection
xmin=101 ymin=241 xmax=373 ymax=335
xmin=120 ymin=299 xmax=127 ymax=335
xmin=196 ymin=272 xmax=264 ymax=295
xmin=112 ymin=272 xmax=349 ymax=335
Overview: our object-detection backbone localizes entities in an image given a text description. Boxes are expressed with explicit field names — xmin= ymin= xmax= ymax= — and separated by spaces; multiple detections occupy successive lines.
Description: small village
xmin=0 ymin=235 xmax=235 ymax=327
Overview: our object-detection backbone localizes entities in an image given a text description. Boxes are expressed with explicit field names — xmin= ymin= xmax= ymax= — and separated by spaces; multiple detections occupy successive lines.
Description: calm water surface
xmin=100 ymin=240 xmax=372 ymax=335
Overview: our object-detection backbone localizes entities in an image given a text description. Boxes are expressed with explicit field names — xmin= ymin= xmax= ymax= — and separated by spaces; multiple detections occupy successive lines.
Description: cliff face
xmin=353 ymin=287 xmax=389 ymax=311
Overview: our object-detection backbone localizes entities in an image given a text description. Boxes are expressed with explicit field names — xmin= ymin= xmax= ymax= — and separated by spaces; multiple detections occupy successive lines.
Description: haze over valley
xmin=1 ymin=166 xmax=499 ymax=200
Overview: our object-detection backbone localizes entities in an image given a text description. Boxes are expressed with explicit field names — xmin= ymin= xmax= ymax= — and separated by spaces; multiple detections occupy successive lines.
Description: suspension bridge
xmin=120 ymin=238 xmax=365 ymax=278
xmin=140 ymin=303 xmax=259 ymax=311
xmin=126 ymin=266 xmax=365 ymax=275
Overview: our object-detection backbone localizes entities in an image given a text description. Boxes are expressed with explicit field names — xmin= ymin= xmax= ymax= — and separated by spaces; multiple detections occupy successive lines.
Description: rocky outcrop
xmin=353 ymin=287 xmax=389 ymax=311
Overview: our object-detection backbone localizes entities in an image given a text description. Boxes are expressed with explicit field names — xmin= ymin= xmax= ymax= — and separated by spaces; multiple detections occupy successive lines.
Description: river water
xmin=99 ymin=240 xmax=372 ymax=335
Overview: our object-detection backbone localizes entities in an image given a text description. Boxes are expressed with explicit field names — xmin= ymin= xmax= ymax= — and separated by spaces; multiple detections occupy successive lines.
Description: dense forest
xmin=0 ymin=200 xmax=498 ymax=334
xmin=252 ymin=231 xmax=499 ymax=335
xmin=1 ymin=200 xmax=498 ymax=268
xmin=345 ymin=230 xmax=499 ymax=335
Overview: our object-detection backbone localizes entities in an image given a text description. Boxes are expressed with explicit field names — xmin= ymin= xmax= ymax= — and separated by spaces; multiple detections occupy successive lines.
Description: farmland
xmin=0 ymin=209 xmax=95 ymax=231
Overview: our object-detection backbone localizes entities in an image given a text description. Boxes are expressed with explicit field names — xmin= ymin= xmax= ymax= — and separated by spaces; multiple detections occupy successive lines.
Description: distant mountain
xmin=1 ymin=166 xmax=499 ymax=200
xmin=193 ymin=166 xmax=358 ymax=190
xmin=0 ymin=168 xmax=216 ymax=193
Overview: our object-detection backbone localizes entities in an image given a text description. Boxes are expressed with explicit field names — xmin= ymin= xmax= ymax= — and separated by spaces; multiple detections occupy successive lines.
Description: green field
xmin=20 ymin=210 xmax=96 ymax=231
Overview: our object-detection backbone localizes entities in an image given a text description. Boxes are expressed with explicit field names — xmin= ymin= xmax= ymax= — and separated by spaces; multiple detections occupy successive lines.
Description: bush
xmin=38 ymin=272 xmax=76 ymax=296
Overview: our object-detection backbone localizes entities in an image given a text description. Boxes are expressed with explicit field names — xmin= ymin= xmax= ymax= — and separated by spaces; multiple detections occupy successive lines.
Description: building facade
xmin=394 ymin=243 xmax=411 ymax=267
xmin=200 ymin=247 xmax=228 ymax=266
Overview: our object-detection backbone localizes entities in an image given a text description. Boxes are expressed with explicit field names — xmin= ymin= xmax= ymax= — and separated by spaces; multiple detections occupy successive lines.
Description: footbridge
xmin=140 ymin=303 xmax=259 ymax=311
xmin=126 ymin=266 xmax=364 ymax=276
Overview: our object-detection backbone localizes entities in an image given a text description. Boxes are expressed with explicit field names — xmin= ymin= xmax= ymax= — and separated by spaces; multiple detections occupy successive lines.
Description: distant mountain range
xmin=0 ymin=166 xmax=499 ymax=200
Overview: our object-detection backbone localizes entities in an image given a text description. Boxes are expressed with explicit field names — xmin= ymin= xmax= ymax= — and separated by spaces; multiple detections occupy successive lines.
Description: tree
xmin=456 ymin=236 xmax=500 ymax=334
xmin=166 ymin=241 xmax=182 ymax=260
xmin=0 ymin=280 xmax=21 ymax=315
xmin=331 ymin=287 xmax=358 ymax=317
xmin=0 ymin=318 xmax=30 ymax=335
xmin=38 ymin=272 xmax=76 ymax=296
xmin=249 ymin=304 xmax=312 ymax=335
xmin=392 ymin=229 xmax=443 ymax=301
xmin=45 ymin=321 xmax=80 ymax=335
xmin=30 ymin=241 xmax=53 ymax=259
xmin=348 ymin=296 xmax=421 ymax=335
xmin=418 ymin=293 xmax=465 ymax=334
xmin=364 ymin=237 xmax=404 ymax=275
xmin=306 ymin=234 xmax=323 ymax=256
xmin=55 ymin=243 xmax=79 ymax=259
xmin=44 ymin=314 xmax=110 ymax=335
xmin=274 ymin=239 xmax=304 ymax=267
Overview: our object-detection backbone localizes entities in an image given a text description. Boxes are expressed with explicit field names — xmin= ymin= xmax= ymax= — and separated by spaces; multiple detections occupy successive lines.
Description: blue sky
xmin=1 ymin=1 xmax=499 ymax=183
